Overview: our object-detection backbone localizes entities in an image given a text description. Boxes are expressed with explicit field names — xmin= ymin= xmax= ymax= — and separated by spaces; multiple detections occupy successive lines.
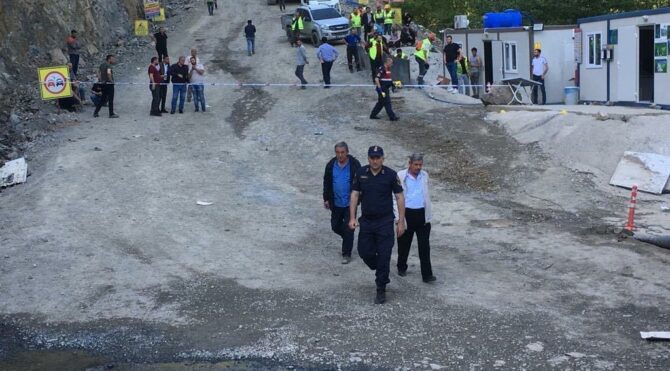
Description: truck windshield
xmin=311 ymin=8 xmax=341 ymax=21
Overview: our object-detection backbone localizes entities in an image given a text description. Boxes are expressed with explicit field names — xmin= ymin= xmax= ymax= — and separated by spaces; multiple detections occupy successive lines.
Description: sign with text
xmin=38 ymin=66 xmax=72 ymax=100
xmin=144 ymin=0 xmax=161 ymax=19
xmin=135 ymin=20 xmax=149 ymax=36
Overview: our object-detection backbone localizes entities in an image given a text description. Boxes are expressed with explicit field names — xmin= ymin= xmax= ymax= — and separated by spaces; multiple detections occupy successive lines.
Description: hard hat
xmin=384 ymin=4 xmax=391 ymax=9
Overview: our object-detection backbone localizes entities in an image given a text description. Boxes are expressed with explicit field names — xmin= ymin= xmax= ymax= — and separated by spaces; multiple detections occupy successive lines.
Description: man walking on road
xmin=153 ymin=27 xmax=168 ymax=62
xmin=206 ymin=0 xmax=215 ymax=16
xmin=531 ymin=49 xmax=548 ymax=105
xmin=317 ymin=38 xmax=338 ymax=88
xmin=278 ymin=0 xmax=286 ymax=12
xmin=245 ymin=20 xmax=257 ymax=56
xmin=345 ymin=29 xmax=362 ymax=73
xmin=370 ymin=57 xmax=399 ymax=121
xmin=323 ymin=142 xmax=362 ymax=264
xmin=295 ymin=39 xmax=309 ymax=89
xmin=66 ymin=30 xmax=82 ymax=78
xmin=395 ymin=153 xmax=436 ymax=283
xmin=349 ymin=146 xmax=405 ymax=304
xmin=93 ymin=54 xmax=118 ymax=118
xmin=170 ymin=56 xmax=189 ymax=114
xmin=148 ymin=57 xmax=162 ymax=117
xmin=159 ymin=56 xmax=171 ymax=113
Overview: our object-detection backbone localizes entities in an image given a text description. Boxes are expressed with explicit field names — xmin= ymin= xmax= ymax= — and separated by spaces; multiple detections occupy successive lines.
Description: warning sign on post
xmin=135 ymin=20 xmax=149 ymax=36
xmin=37 ymin=66 xmax=72 ymax=100
xmin=144 ymin=0 xmax=161 ymax=19
xmin=154 ymin=8 xmax=166 ymax=22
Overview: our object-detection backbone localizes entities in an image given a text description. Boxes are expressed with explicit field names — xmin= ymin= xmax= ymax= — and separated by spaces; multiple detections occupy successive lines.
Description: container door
xmin=615 ymin=26 xmax=637 ymax=102
xmin=491 ymin=40 xmax=505 ymax=83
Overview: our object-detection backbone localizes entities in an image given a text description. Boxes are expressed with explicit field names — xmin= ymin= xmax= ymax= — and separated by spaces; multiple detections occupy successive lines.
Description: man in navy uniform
xmin=349 ymin=145 xmax=406 ymax=304
xmin=370 ymin=56 xmax=399 ymax=121
xmin=323 ymin=142 xmax=362 ymax=264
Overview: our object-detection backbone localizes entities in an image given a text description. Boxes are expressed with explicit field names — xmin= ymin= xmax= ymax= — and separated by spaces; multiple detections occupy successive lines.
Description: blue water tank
xmin=483 ymin=10 xmax=523 ymax=28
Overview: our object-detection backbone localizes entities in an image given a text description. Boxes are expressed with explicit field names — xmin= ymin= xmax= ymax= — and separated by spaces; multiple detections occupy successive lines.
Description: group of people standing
xmin=323 ymin=143 xmax=436 ymax=304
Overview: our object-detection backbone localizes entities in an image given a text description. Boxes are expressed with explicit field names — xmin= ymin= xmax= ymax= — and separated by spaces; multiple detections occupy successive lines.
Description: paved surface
xmin=1 ymin=1 xmax=670 ymax=370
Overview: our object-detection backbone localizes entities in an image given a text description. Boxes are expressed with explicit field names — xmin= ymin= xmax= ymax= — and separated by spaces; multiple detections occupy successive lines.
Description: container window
xmin=504 ymin=41 xmax=518 ymax=73
xmin=587 ymin=33 xmax=602 ymax=67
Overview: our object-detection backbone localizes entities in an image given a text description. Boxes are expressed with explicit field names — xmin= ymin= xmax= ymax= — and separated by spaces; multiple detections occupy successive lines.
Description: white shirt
xmin=404 ymin=172 xmax=425 ymax=209
xmin=393 ymin=169 xmax=433 ymax=223
xmin=189 ymin=63 xmax=205 ymax=84
xmin=532 ymin=56 xmax=547 ymax=76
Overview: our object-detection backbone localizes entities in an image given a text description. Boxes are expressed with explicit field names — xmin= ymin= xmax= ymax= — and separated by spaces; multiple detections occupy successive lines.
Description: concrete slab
xmin=488 ymin=104 xmax=669 ymax=116
xmin=610 ymin=152 xmax=670 ymax=194
xmin=0 ymin=157 xmax=27 ymax=187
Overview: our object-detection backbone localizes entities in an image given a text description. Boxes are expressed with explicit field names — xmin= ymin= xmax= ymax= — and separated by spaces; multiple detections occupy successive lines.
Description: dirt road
xmin=1 ymin=1 xmax=669 ymax=369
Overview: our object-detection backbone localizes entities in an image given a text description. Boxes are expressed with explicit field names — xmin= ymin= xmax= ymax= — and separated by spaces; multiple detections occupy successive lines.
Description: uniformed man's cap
xmin=368 ymin=145 xmax=384 ymax=157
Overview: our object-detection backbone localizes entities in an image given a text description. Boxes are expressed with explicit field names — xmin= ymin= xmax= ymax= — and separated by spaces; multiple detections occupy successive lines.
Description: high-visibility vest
xmin=292 ymin=17 xmax=304 ymax=31
xmin=415 ymin=49 xmax=426 ymax=61
xmin=383 ymin=10 xmax=394 ymax=25
xmin=369 ymin=40 xmax=378 ymax=60
xmin=422 ymin=38 xmax=432 ymax=58
xmin=457 ymin=57 xmax=469 ymax=75
xmin=351 ymin=13 xmax=362 ymax=28
xmin=374 ymin=10 xmax=384 ymax=23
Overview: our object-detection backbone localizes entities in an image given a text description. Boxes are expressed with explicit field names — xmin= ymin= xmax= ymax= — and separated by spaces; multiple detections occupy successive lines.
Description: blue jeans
xmin=446 ymin=62 xmax=458 ymax=89
xmin=171 ymin=83 xmax=187 ymax=112
xmin=192 ymin=84 xmax=206 ymax=111
xmin=246 ymin=38 xmax=255 ymax=55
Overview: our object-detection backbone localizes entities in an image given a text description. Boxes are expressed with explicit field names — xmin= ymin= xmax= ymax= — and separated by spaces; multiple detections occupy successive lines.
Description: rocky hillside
xmin=0 ymin=0 xmax=144 ymax=163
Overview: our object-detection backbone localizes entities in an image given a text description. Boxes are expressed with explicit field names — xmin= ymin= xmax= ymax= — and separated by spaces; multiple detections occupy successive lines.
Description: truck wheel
xmin=312 ymin=31 xmax=321 ymax=47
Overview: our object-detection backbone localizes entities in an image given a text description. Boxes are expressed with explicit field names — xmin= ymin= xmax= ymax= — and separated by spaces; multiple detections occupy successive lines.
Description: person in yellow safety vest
xmin=415 ymin=33 xmax=436 ymax=85
xmin=374 ymin=7 xmax=384 ymax=26
xmin=350 ymin=9 xmax=362 ymax=37
xmin=367 ymin=33 xmax=385 ymax=82
xmin=383 ymin=4 xmax=395 ymax=36
xmin=290 ymin=11 xmax=304 ymax=47
xmin=395 ymin=49 xmax=408 ymax=60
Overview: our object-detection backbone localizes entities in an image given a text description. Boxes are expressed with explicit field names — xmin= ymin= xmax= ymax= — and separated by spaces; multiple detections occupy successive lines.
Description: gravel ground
xmin=1 ymin=1 xmax=670 ymax=370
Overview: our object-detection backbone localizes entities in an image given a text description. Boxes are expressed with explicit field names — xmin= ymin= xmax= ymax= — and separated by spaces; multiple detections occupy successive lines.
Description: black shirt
xmin=352 ymin=165 xmax=403 ymax=218
xmin=170 ymin=63 xmax=190 ymax=84
xmin=154 ymin=32 xmax=168 ymax=49
xmin=443 ymin=43 xmax=461 ymax=63
xmin=244 ymin=24 xmax=256 ymax=38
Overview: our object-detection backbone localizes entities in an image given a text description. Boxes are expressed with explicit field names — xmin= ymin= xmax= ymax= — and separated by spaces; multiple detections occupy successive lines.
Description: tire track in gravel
xmin=210 ymin=21 xmax=277 ymax=139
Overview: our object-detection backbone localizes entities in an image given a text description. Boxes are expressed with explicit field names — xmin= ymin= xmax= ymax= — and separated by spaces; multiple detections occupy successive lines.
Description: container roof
xmin=578 ymin=7 xmax=670 ymax=24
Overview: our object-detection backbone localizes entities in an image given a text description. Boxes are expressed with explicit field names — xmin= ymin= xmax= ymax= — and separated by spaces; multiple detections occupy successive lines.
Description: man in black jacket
xmin=323 ymin=142 xmax=362 ymax=264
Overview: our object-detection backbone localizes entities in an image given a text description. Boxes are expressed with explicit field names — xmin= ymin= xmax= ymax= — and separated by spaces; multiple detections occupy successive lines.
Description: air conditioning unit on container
xmin=454 ymin=15 xmax=469 ymax=29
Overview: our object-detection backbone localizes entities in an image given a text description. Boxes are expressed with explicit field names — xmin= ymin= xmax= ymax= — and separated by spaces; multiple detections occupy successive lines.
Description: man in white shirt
xmin=188 ymin=56 xmax=206 ymax=112
xmin=531 ymin=48 xmax=548 ymax=105
xmin=394 ymin=153 xmax=435 ymax=283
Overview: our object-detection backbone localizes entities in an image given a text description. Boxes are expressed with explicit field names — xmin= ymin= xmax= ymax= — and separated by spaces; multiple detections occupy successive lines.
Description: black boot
xmin=375 ymin=287 xmax=386 ymax=304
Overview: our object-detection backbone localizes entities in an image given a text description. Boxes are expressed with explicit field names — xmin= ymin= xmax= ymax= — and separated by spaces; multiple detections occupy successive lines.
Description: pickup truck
xmin=281 ymin=4 xmax=351 ymax=46
xmin=269 ymin=0 xmax=343 ymax=13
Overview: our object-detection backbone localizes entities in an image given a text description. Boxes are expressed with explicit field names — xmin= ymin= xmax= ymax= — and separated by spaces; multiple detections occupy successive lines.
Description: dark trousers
xmin=321 ymin=61 xmax=333 ymax=86
xmin=150 ymin=85 xmax=160 ymax=114
xmin=371 ymin=87 xmax=397 ymax=119
xmin=346 ymin=46 xmax=360 ymax=71
xmin=279 ymin=0 xmax=286 ymax=11
xmin=292 ymin=29 xmax=301 ymax=46
xmin=171 ymin=84 xmax=187 ymax=112
xmin=370 ymin=58 xmax=381 ymax=82
xmin=156 ymin=48 xmax=168 ymax=62
xmin=447 ymin=62 xmax=458 ymax=89
xmin=416 ymin=56 xmax=428 ymax=85
xmin=159 ymin=82 xmax=168 ymax=110
xmin=397 ymin=208 xmax=433 ymax=279
xmin=207 ymin=2 xmax=214 ymax=15
xmin=358 ymin=215 xmax=395 ymax=288
xmin=69 ymin=54 xmax=80 ymax=77
xmin=331 ymin=206 xmax=354 ymax=257
xmin=532 ymin=74 xmax=546 ymax=105
xmin=295 ymin=65 xmax=308 ymax=85
xmin=94 ymin=83 xmax=114 ymax=116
